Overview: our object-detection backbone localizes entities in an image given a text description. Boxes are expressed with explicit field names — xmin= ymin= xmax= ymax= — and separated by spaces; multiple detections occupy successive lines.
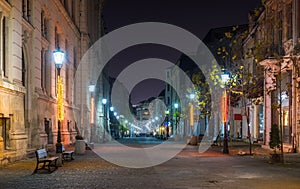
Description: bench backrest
xmin=62 ymin=145 xmax=65 ymax=152
xmin=36 ymin=149 xmax=47 ymax=159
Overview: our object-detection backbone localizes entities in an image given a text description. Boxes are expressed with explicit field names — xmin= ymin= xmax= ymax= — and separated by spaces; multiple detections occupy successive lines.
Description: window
xmin=1 ymin=16 xmax=7 ymax=77
xmin=55 ymin=26 xmax=60 ymax=49
xmin=72 ymin=0 xmax=76 ymax=21
xmin=0 ymin=117 xmax=11 ymax=150
xmin=65 ymin=63 xmax=69 ymax=102
xmin=22 ymin=49 xmax=26 ymax=86
xmin=286 ymin=4 xmax=292 ymax=39
xmin=278 ymin=11 xmax=283 ymax=46
xmin=41 ymin=11 xmax=47 ymax=39
xmin=22 ymin=0 xmax=31 ymax=23
xmin=41 ymin=49 xmax=46 ymax=90
xmin=64 ymin=0 xmax=69 ymax=14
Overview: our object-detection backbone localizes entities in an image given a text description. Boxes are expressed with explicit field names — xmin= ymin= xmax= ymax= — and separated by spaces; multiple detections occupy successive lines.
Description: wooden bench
xmin=62 ymin=145 xmax=74 ymax=161
xmin=34 ymin=149 xmax=58 ymax=173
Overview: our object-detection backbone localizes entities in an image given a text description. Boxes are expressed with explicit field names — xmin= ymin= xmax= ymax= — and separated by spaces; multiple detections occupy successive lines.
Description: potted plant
xmin=75 ymin=135 xmax=86 ymax=155
xmin=269 ymin=124 xmax=280 ymax=162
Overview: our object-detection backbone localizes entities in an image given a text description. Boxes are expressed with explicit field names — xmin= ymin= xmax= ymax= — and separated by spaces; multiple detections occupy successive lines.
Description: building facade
xmin=251 ymin=0 xmax=299 ymax=151
xmin=0 ymin=0 xmax=102 ymax=165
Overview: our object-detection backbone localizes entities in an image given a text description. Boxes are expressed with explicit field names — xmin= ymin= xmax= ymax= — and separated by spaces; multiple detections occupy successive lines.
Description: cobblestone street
xmin=0 ymin=142 xmax=300 ymax=189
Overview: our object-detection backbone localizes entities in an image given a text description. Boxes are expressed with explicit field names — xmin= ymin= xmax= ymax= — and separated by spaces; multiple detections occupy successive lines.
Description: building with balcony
xmin=253 ymin=0 xmax=299 ymax=152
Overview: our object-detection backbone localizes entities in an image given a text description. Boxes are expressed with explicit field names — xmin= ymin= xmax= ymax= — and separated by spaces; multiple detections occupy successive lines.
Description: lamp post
xmin=174 ymin=103 xmax=179 ymax=135
xmin=89 ymin=83 xmax=95 ymax=142
xmin=53 ymin=47 xmax=65 ymax=153
xmin=102 ymin=98 xmax=107 ymax=142
xmin=221 ymin=71 xmax=230 ymax=154
xmin=165 ymin=109 xmax=170 ymax=139
xmin=124 ymin=119 xmax=128 ymax=137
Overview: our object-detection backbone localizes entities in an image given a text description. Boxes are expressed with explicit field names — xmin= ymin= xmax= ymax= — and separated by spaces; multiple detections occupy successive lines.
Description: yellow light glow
xmin=57 ymin=76 xmax=64 ymax=121
xmin=190 ymin=104 xmax=194 ymax=127
xmin=222 ymin=90 xmax=228 ymax=122
xmin=90 ymin=97 xmax=94 ymax=124
xmin=283 ymin=110 xmax=288 ymax=126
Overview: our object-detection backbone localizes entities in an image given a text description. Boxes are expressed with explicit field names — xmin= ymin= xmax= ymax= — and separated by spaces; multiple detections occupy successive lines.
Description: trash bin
xmin=75 ymin=140 xmax=86 ymax=154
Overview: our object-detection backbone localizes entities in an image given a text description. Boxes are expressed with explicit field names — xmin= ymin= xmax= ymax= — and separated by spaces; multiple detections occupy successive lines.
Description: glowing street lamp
xmin=88 ymin=83 xmax=95 ymax=93
xmin=53 ymin=47 xmax=64 ymax=153
xmin=89 ymin=83 xmax=95 ymax=142
xmin=102 ymin=98 xmax=107 ymax=105
xmin=174 ymin=103 xmax=179 ymax=134
xmin=174 ymin=103 xmax=179 ymax=109
xmin=189 ymin=93 xmax=195 ymax=100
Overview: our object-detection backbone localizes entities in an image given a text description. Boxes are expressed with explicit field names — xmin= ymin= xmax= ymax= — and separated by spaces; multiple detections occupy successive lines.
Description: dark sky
xmin=102 ymin=0 xmax=262 ymax=104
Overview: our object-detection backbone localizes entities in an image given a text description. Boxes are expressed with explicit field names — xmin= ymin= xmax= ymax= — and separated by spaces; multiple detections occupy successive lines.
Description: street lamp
xmin=53 ymin=47 xmax=64 ymax=153
xmin=124 ymin=119 xmax=128 ymax=137
xmin=174 ymin=103 xmax=179 ymax=135
xmin=102 ymin=98 xmax=107 ymax=105
xmin=102 ymin=98 xmax=107 ymax=142
xmin=165 ymin=109 xmax=170 ymax=138
xmin=221 ymin=71 xmax=230 ymax=154
xmin=189 ymin=93 xmax=195 ymax=100
xmin=88 ymin=83 xmax=95 ymax=93
xmin=89 ymin=83 xmax=95 ymax=142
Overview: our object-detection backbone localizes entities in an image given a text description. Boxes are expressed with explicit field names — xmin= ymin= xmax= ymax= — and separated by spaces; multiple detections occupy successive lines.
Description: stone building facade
xmin=247 ymin=0 xmax=300 ymax=151
xmin=0 ymin=0 xmax=103 ymax=165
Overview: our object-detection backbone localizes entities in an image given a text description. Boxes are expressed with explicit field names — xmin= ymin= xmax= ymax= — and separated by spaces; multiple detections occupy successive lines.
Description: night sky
xmin=102 ymin=0 xmax=262 ymax=104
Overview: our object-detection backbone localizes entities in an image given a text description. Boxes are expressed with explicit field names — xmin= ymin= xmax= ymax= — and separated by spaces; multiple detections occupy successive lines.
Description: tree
xmin=191 ymin=62 xmax=223 ymax=142
xmin=269 ymin=124 xmax=280 ymax=153
xmin=210 ymin=24 xmax=264 ymax=155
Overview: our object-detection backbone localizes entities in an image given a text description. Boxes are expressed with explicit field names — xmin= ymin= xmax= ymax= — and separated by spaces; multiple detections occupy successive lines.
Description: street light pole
xmin=221 ymin=71 xmax=230 ymax=154
xmin=89 ymin=83 xmax=95 ymax=142
xmin=174 ymin=103 xmax=179 ymax=135
xmin=165 ymin=109 xmax=170 ymax=139
xmin=102 ymin=98 xmax=107 ymax=142
xmin=53 ymin=47 xmax=65 ymax=153
xmin=223 ymin=90 xmax=229 ymax=154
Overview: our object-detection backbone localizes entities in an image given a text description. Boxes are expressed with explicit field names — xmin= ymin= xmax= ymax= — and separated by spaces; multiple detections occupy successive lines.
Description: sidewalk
xmin=208 ymin=141 xmax=300 ymax=163
xmin=0 ymin=143 xmax=299 ymax=189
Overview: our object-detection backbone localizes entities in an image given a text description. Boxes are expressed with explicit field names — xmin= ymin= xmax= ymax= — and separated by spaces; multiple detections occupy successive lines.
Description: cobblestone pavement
xmin=0 ymin=141 xmax=300 ymax=189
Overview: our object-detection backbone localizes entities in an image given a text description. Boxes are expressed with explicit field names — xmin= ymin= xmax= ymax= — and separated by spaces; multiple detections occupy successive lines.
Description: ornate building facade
xmin=0 ymin=0 xmax=103 ymax=165
xmin=249 ymin=0 xmax=300 ymax=152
